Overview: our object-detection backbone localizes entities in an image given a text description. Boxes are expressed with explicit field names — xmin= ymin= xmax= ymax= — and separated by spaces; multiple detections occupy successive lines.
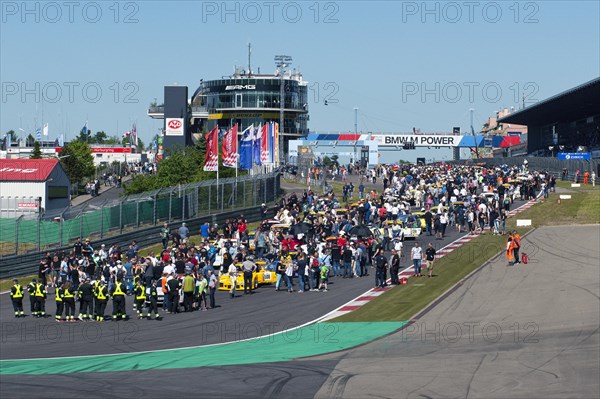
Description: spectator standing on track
xmin=411 ymin=242 xmax=423 ymax=277
xmin=342 ymin=244 xmax=353 ymax=278
xmin=425 ymin=243 xmax=436 ymax=278
xmin=296 ymin=251 xmax=308 ymax=292
xmin=284 ymin=255 xmax=295 ymax=293
xmin=182 ymin=272 xmax=195 ymax=311
xmin=207 ymin=270 xmax=217 ymax=309
xmin=318 ymin=263 xmax=329 ymax=292
xmin=242 ymin=256 xmax=257 ymax=295
xmin=227 ymin=261 xmax=238 ymax=298
xmin=374 ymin=248 xmax=388 ymax=288
xmin=390 ymin=249 xmax=400 ymax=285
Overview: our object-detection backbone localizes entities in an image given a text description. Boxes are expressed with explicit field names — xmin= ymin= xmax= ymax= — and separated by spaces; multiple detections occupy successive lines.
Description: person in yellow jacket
xmin=27 ymin=280 xmax=37 ymax=316
xmin=55 ymin=282 xmax=64 ymax=322
xmin=62 ymin=281 xmax=77 ymax=322
xmin=94 ymin=280 xmax=109 ymax=321
xmin=110 ymin=276 xmax=127 ymax=320
xmin=196 ymin=274 xmax=208 ymax=311
xmin=182 ymin=273 xmax=195 ymax=312
xmin=10 ymin=279 xmax=24 ymax=318
xmin=133 ymin=279 xmax=147 ymax=319
xmin=34 ymin=280 xmax=47 ymax=318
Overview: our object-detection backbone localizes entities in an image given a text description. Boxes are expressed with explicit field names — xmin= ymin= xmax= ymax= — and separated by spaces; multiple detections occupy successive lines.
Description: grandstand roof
xmin=498 ymin=77 xmax=600 ymax=126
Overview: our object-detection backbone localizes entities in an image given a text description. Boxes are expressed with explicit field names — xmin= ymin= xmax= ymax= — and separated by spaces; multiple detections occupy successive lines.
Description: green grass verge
xmin=506 ymin=190 xmax=600 ymax=227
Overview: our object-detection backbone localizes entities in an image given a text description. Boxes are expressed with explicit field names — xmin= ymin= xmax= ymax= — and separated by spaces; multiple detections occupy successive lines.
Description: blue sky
xmin=1 ymin=0 xmax=599 ymax=161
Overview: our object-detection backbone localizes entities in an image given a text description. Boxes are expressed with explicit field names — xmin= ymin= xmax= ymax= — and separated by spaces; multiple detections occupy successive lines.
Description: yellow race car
xmin=218 ymin=270 xmax=259 ymax=291
xmin=217 ymin=263 xmax=277 ymax=291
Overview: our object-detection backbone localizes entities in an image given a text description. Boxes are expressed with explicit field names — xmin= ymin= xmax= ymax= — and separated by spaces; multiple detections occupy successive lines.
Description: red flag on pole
xmin=222 ymin=124 xmax=238 ymax=168
xmin=260 ymin=123 xmax=269 ymax=163
xmin=203 ymin=126 xmax=219 ymax=171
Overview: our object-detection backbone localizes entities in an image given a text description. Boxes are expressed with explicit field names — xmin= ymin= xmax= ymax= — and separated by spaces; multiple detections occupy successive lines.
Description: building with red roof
xmin=0 ymin=158 xmax=71 ymax=216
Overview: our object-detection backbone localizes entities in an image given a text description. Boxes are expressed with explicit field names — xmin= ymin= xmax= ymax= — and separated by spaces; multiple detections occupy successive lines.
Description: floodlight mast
xmin=274 ymin=55 xmax=292 ymax=166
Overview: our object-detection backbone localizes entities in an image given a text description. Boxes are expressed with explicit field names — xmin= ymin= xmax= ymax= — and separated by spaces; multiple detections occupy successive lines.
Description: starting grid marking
xmin=319 ymin=200 xmax=537 ymax=322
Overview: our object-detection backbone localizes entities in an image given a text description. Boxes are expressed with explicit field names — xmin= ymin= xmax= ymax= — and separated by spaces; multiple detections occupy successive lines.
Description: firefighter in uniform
xmin=133 ymin=279 xmax=146 ymax=319
xmin=62 ymin=281 xmax=76 ymax=322
xmin=94 ymin=280 xmax=109 ymax=321
xmin=55 ymin=282 xmax=65 ymax=321
xmin=34 ymin=280 xmax=47 ymax=317
xmin=145 ymin=279 xmax=161 ymax=320
xmin=92 ymin=279 xmax=101 ymax=318
xmin=110 ymin=276 xmax=127 ymax=320
xmin=77 ymin=277 xmax=94 ymax=320
xmin=27 ymin=279 xmax=37 ymax=316
xmin=132 ymin=274 xmax=141 ymax=312
xmin=10 ymin=279 xmax=24 ymax=317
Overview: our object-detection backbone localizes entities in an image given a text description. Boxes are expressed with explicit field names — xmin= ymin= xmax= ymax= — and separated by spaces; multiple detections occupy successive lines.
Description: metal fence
xmin=0 ymin=170 xmax=281 ymax=258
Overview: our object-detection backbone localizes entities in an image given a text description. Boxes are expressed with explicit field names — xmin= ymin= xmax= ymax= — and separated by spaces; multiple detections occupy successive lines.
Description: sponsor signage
xmin=483 ymin=136 xmax=493 ymax=148
xmin=91 ymin=148 xmax=132 ymax=153
xmin=225 ymin=85 xmax=256 ymax=90
xmin=558 ymin=152 xmax=590 ymax=160
xmin=205 ymin=81 xmax=298 ymax=94
xmin=18 ymin=202 xmax=38 ymax=210
xmin=377 ymin=135 xmax=459 ymax=147
xmin=165 ymin=118 xmax=184 ymax=136
xmin=0 ymin=167 xmax=38 ymax=174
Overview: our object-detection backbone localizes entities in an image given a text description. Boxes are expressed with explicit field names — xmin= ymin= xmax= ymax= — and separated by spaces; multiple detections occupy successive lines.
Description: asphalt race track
xmin=6 ymin=199 xmax=592 ymax=399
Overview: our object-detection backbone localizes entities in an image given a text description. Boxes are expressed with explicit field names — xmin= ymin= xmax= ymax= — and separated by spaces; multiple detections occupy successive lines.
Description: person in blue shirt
xmin=179 ymin=223 xmax=189 ymax=242
xmin=201 ymin=222 xmax=210 ymax=239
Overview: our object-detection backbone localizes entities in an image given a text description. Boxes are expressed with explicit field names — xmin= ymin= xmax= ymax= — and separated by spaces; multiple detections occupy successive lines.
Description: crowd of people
xmin=11 ymin=161 xmax=553 ymax=322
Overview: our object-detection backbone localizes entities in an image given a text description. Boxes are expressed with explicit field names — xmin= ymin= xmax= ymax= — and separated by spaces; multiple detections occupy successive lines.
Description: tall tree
xmin=26 ymin=134 xmax=35 ymax=147
xmin=30 ymin=141 xmax=42 ymax=158
xmin=94 ymin=131 xmax=108 ymax=144
xmin=76 ymin=126 xmax=92 ymax=143
xmin=5 ymin=130 xmax=18 ymax=142
xmin=59 ymin=140 xmax=95 ymax=185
